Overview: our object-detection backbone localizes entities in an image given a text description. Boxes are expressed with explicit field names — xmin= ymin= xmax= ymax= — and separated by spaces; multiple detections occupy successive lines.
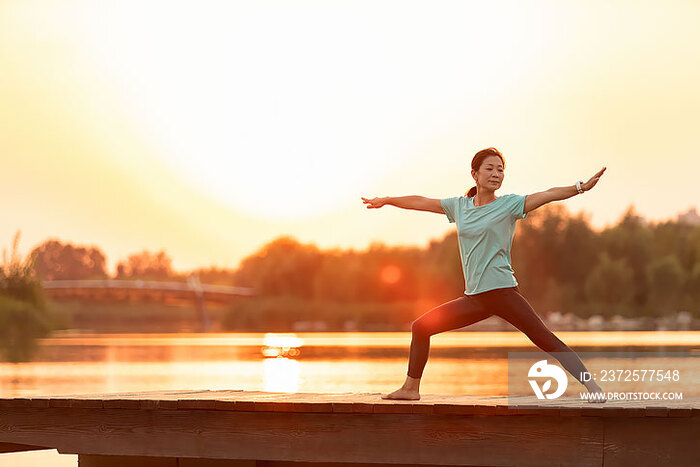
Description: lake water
xmin=1 ymin=331 xmax=698 ymax=466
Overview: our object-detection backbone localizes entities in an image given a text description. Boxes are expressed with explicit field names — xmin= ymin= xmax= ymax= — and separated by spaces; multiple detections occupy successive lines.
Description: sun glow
xmin=45 ymin=0 xmax=549 ymax=221
xmin=380 ymin=265 xmax=402 ymax=285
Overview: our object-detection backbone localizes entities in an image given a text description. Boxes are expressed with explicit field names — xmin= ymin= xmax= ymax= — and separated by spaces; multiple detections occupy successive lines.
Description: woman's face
xmin=472 ymin=155 xmax=504 ymax=191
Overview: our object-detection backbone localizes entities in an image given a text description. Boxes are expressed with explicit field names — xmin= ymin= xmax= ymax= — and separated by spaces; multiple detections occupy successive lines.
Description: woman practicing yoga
xmin=361 ymin=147 xmax=607 ymax=401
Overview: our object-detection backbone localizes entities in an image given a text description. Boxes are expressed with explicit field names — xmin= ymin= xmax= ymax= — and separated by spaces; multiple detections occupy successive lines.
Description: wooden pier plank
xmin=1 ymin=390 xmax=698 ymax=466
xmin=603 ymin=416 xmax=700 ymax=466
xmin=3 ymin=390 xmax=698 ymax=417
xmin=2 ymin=406 xmax=606 ymax=467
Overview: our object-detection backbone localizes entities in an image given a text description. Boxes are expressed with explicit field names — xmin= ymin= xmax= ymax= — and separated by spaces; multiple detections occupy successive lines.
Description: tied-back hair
xmin=465 ymin=147 xmax=506 ymax=197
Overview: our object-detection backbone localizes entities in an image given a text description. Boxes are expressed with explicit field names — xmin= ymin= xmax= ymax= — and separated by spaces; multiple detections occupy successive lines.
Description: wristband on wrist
xmin=575 ymin=180 xmax=584 ymax=194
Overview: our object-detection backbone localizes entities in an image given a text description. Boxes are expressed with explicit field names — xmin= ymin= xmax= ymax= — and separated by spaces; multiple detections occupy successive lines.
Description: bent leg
xmin=493 ymin=289 xmax=590 ymax=385
xmin=407 ymin=295 xmax=490 ymax=379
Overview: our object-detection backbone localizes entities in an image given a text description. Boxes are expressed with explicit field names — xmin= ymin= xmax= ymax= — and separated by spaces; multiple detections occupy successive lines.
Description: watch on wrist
xmin=576 ymin=180 xmax=584 ymax=194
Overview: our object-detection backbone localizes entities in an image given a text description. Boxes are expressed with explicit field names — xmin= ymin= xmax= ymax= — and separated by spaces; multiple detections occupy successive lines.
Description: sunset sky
xmin=2 ymin=0 xmax=698 ymax=274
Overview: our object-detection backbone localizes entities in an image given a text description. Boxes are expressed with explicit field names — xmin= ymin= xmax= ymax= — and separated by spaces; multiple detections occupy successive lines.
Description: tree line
xmin=16 ymin=203 xmax=700 ymax=319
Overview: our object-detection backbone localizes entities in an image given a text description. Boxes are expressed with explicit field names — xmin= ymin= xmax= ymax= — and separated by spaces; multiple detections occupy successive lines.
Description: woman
xmin=361 ymin=147 xmax=607 ymax=402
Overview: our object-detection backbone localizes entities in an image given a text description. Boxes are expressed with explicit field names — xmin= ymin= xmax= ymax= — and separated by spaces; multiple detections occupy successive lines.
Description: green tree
xmin=512 ymin=204 xmax=568 ymax=302
xmin=598 ymin=206 xmax=654 ymax=308
xmin=683 ymin=262 xmax=700 ymax=314
xmin=422 ymin=232 xmax=464 ymax=300
xmin=584 ymin=252 xmax=635 ymax=317
xmin=234 ymin=236 xmax=324 ymax=299
xmin=312 ymin=250 xmax=365 ymax=303
xmin=646 ymin=255 xmax=686 ymax=316
xmin=689 ymin=228 xmax=700 ymax=266
xmin=650 ymin=222 xmax=700 ymax=272
xmin=512 ymin=204 xmax=598 ymax=311
xmin=115 ymin=250 xmax=174 ymax=280
xmin=29 ymin=239 xmax=108 ymax=280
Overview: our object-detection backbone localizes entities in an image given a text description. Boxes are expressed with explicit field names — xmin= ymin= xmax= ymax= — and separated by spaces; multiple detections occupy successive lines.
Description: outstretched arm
xmin=523 ymin=167 xmax=606 ymax=215
xmin=361 ymin=196 xmax=444 ymax=213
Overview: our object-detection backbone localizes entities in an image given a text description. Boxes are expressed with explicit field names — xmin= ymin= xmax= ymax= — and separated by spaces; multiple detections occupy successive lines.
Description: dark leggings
xmin=407 ymin=286 xmax=590 ymax=384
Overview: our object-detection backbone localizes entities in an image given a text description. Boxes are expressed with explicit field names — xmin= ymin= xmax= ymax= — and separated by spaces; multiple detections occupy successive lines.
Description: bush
xmin=0 ymin=231 xmax=54 ymax=362
xmin=0 ymin=232 xmax=46 ymax=311
xmin=0 ymin=295 xmax=52 ymax=362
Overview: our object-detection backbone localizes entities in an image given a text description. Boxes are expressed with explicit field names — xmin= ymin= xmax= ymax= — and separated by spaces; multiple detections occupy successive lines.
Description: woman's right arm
xmin=361 ymin=196 xmax=444 ymax=214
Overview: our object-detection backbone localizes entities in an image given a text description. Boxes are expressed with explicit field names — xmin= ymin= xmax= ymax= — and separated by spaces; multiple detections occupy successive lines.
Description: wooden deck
xmin=0 ymin=390 xmax=698 ymax=466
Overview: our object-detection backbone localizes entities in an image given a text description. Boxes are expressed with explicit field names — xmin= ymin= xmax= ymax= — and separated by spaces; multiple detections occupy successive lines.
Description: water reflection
xmin=1 ymin=331 xmax=698 ymax=398
xmin=263 ymin=357 xmax=300 ymax=392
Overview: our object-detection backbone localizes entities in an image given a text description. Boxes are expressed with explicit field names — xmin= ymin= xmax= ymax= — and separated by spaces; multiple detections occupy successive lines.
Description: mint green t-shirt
xmin=440 ymin=193 xmax=529 ymax=295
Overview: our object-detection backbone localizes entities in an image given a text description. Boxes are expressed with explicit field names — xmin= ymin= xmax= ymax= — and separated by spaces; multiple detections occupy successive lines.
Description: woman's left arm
xmin=523 ymin=167 xmax=607 ymax=215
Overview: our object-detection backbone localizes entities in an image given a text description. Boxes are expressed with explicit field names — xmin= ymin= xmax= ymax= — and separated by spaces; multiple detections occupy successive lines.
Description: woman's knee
xmin=411 ymin=319 xmax=431 ymax=337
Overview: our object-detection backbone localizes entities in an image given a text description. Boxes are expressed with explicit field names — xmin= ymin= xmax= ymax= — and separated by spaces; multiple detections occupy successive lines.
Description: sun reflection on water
xmin=263 ymin=356 xmax=301 ymax=393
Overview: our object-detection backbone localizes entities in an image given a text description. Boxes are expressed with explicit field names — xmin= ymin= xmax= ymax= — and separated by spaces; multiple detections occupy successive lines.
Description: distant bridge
xmin=42 ymin=278 xmax=256 ymax=332
xmin=42 ymin=279 xmax=255 ymax=304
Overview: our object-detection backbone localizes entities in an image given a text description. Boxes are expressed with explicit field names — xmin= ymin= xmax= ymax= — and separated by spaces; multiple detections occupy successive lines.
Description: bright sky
xmin=1 ymin=0 xmax=698 ymax=273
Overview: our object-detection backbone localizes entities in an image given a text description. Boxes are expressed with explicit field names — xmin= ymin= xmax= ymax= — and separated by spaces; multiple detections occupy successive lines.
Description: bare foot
xmin=381 ymin=387 xmax=420 ymax=400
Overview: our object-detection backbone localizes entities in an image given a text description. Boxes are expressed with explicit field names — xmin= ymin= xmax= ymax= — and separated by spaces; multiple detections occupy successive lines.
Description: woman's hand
xmin=361 ymin=196 xmax=387 ymax=209
xmin=582 ymin=167 xmax=606 ymax=192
